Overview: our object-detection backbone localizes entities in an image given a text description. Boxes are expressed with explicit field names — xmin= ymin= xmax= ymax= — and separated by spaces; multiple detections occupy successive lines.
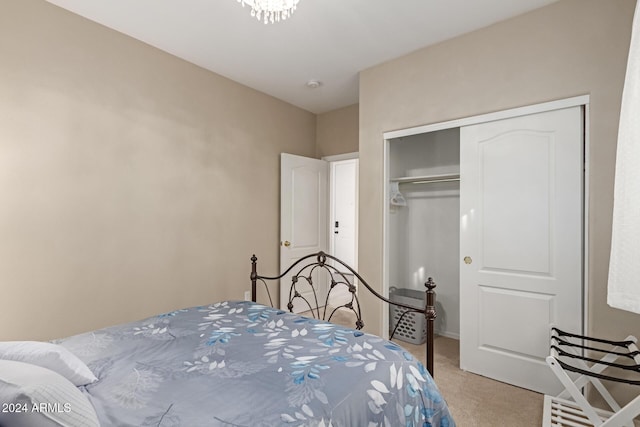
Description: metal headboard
xmin=249 ymin=251 xmax=438 ymax=376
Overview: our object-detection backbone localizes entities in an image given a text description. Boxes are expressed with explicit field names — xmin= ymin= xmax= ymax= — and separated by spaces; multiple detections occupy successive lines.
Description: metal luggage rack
xmin=543 ymin=327 xmax=640 ymax=427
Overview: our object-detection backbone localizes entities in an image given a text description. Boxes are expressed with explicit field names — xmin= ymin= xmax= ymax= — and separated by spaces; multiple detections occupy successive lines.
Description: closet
xmin=387 ymin=128 xmax=460 ymax=339
xmin=383 ymin=97 xmax=587 ymax=395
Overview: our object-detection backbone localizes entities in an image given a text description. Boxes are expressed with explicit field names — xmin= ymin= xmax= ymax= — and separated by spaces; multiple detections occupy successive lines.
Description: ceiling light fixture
xmin=237 ymin=0 xmax=301 ymax=24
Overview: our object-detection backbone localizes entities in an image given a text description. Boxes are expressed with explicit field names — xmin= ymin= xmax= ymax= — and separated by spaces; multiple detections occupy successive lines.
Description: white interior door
xmin=459 ymin=106 xmax=583 ymax=394
xmin=280 ymin=153 xmax=328 ymax=312
xmin=330 ymin=159 xmax=358 ymax=268
xmin=329 ymin=159 xmax=359 ymax=307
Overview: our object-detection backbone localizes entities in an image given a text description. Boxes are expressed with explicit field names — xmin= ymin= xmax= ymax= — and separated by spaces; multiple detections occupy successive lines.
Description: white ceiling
xmin=45 ymin=0 xmax=559 ymax=114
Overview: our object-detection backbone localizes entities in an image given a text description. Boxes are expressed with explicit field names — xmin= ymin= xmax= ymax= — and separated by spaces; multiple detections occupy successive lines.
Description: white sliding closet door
xmin=459 ymin=106 xmax=583 ymax=394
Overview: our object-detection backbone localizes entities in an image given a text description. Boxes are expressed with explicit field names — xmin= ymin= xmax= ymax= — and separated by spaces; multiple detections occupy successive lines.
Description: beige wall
xmin=316 ymin=104 xmax=359 ymax=158
xmin=359 ymin=0 xmax=637 ymax=354
xmin=0 ymin=0 xmax=316 ymax=340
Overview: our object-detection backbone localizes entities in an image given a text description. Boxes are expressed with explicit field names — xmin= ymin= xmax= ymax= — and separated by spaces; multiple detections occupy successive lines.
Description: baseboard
xmin=435 ymin=330 xmax=459 ymax=340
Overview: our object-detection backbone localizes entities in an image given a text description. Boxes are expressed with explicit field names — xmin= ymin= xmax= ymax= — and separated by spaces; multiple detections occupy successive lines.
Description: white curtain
xmin=608 ymin=2 xmax=640 ymax=314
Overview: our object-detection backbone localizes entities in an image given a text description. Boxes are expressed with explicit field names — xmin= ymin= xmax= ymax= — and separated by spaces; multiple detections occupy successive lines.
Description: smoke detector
xmin=306 ymin=80 xmax=322 ymax=89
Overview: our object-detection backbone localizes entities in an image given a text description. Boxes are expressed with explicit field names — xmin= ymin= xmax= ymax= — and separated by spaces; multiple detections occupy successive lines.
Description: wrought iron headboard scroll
xmin=250 ymin=251 xmax=438 ymax=376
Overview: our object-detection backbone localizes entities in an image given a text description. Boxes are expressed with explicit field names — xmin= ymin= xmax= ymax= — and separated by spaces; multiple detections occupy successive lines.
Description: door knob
xmin=283 ymin=241 xmax=291 ymax=247
xmin=463 ymin=256 xmax=472 ymax=264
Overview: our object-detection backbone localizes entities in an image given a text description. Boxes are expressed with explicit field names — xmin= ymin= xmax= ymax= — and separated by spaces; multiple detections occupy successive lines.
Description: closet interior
xmin=387 ymin=127 xmax=460 ymax=340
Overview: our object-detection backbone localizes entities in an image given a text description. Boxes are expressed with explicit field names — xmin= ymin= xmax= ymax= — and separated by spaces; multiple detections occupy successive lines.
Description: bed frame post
xmin=250 ymin=255 xmax=258 ymax=302
xmin=425 ymin=277 xmax=436 ymax=377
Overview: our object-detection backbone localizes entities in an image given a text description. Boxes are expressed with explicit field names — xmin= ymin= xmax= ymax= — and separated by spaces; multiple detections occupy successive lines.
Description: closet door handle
xmin=282 ymin=241 xmax=291 ymax=247
xmin=463 ymin=256 xmax=472 ymax=264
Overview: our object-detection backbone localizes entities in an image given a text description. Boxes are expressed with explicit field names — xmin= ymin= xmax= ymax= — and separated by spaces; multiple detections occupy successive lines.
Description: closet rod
xmin=390 ymin=173 xmax=460 ymax=185
xmin=406 ymin=178 xmax=460 ymax=185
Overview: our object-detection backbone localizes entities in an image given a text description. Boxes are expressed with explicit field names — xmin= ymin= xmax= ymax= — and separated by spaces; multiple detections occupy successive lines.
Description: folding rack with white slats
xmin=544 ymin=327 xmax=640 ymax=427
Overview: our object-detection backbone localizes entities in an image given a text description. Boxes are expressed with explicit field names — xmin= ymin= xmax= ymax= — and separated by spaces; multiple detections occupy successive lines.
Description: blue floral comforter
xmin=57 ymin=301 xmax=454 ymax=426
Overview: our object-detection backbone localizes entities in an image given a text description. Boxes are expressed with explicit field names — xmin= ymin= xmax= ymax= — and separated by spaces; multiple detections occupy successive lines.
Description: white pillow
xmin=0 ymin=359 xmax=100 ymax=427
xmin=0 ymin=342 xmax=97 ymax=386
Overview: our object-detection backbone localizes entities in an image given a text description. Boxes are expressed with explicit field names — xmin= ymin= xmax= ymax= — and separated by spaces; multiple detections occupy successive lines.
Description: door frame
xmin=381 ymin=95 xmax=590 ymax=341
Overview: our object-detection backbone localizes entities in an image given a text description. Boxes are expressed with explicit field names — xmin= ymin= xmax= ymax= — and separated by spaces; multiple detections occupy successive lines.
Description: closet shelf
xmin=390 ymin=173 xmax=460 ymax=185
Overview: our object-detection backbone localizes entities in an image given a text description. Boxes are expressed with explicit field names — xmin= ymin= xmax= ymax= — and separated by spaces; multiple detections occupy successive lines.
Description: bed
xmin=0 ymin=253 xmax=454 ymax=427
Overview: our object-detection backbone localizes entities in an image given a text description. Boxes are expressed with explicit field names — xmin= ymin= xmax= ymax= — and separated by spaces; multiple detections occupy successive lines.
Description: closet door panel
xmin=480 ymin=131 xmax=552 ymax=275
xmin=460 ymin=106 xmax=583 ymax=395
xmin=477 ymin=285 xmax=552 ymax=359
